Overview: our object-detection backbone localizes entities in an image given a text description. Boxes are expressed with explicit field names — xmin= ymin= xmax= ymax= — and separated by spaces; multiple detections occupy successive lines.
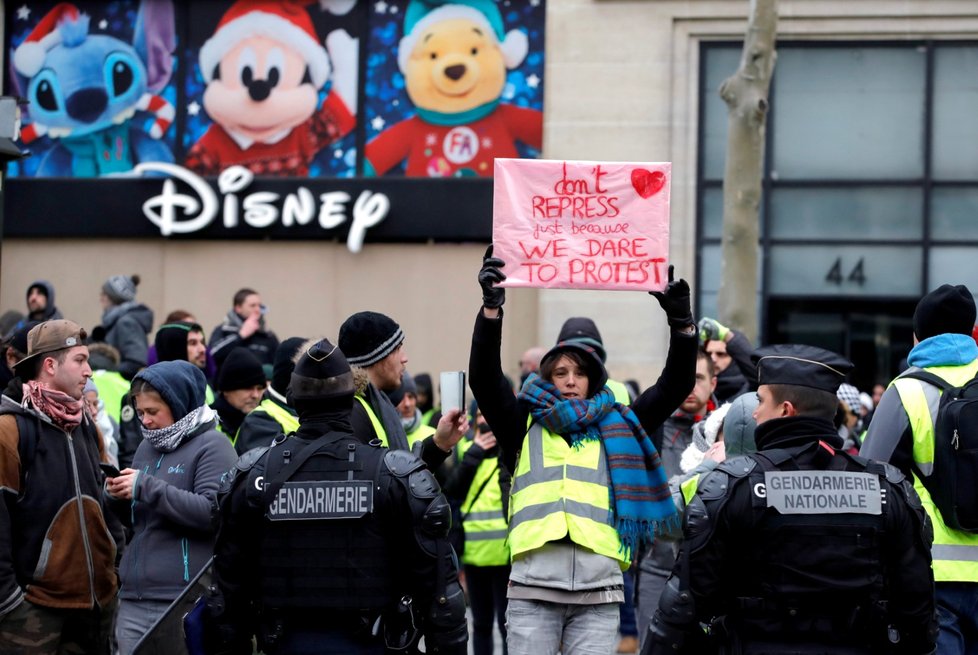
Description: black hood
xmin=556 ymin=317 xmax=606 ymax=363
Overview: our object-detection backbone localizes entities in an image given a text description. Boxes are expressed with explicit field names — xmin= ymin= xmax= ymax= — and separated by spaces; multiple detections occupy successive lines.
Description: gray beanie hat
xmin=102 ymin=274 xmax=140 ymax=304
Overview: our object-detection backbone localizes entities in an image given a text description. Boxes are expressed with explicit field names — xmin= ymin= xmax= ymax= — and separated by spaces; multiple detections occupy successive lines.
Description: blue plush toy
xmin=12 ymin=1 xmax=176 ymax=177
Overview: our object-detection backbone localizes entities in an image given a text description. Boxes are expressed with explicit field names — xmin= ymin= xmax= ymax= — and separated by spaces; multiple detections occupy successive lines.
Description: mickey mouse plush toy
xmin=186 ymin=0 xmax=357 ymax=176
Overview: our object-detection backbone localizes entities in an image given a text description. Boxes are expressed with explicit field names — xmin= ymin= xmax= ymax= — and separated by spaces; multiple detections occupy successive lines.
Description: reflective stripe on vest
xmin=894 ymin=360 xmax=978 ymax=582
xmin=460 ymin=455 xmax=509 ymax=567
xmin=607 ymin=379 xmax=631 ymax=406
xmin=355 ymin=395 xmax=388 ymax=446
xmin=508 ymin=423 xmax=625 ymax=564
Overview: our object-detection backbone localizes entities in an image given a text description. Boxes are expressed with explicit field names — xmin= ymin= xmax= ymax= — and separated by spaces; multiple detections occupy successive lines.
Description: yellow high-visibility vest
xmin=508 ymin=424 xmax=625 ymax=565
xmin=893 ymin=360 xmax=978 ymax=582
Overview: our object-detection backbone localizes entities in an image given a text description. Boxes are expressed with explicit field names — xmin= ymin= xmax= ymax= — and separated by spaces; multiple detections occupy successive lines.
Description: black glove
xmin=649 ymin=264 xmax=693 ymax=329
xmin=478 ymin=244 xmax=507 ymax=309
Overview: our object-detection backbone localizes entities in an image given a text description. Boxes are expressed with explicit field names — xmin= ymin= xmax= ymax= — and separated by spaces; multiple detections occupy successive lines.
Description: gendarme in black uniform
xmin=205 ymin=338 xmax=467 ymax=655
xmin=645 ymin=344 xmax=937 ymax=655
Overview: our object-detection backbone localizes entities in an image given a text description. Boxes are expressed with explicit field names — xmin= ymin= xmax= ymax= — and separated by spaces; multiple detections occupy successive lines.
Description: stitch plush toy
xmin=365 ymin=0 xmax=543 ymax=177
xmin=185 ymin=0 xmax=358 ymax=177
xmin=13 ymin=1 xmax=176 ymax=177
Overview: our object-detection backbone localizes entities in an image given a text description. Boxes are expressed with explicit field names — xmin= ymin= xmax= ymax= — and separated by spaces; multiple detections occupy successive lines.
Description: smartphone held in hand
xmin=440 ymin=371 xmax=466 ymax=414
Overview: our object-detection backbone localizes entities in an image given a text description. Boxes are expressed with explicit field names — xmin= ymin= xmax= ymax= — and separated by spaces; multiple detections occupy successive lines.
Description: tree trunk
xmin=717 ymin=0 xmax=778 ymax=344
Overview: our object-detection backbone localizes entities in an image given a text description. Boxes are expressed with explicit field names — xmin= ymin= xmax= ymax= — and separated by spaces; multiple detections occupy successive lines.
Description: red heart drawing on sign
xmin=631 ymin=169 xmax=666 ymax=199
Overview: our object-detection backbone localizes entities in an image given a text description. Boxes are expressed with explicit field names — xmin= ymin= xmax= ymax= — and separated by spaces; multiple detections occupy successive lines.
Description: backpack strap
xmin=900 ymin=368 xmax=955 ymax=392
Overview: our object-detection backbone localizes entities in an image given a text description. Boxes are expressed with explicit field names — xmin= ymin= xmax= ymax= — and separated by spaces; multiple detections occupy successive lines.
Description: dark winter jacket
xmin=209 ymin=311 xmax=279 ymax=371
xmin=0 ymin=394 xmax=119 ymax=614
xmin=110 ymin=411 xmax=237 ymax=602
xmin=102 ymin=301 xmax=154 ymax=381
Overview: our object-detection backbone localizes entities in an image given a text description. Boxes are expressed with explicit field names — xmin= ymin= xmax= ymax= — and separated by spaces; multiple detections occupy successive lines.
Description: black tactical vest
xmin=727 ymin=447 xmax=890 ymax=649
xmin=257 ymin=435 xmax=396 ymax=613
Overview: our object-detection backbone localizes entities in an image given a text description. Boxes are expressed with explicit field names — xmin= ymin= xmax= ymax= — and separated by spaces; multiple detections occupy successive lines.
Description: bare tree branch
xmin=717 ymin=0 xmax=778 ymax=343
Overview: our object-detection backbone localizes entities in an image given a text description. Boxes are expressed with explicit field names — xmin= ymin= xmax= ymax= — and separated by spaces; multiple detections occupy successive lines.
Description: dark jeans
xmin=619 ymin=567 xmax=638 ymax=637
xmin=937 ymin=581 xmax=978 ymax=655
xmin=465 ymin=563 xmax=510 ymax=655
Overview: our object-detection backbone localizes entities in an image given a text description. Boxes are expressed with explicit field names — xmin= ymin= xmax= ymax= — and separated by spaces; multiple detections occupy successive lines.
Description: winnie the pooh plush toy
xmin=365 ymin=0 xmax=543 ymax=177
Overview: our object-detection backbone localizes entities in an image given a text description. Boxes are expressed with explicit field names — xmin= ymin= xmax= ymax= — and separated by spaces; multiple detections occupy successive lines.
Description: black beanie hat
xmin=338 ymin=311 xmax=404 ymax=368
xmin=557 ymin=317 xmax=607 ymax=363
xmin=216 ymin=347 xmax=267 ymax=392
xmin=913 ymin=284 xmax=977 ymax=341
xmin=290 ymin=338 xmax=355 ymax=403
xmin=154 ymin=322 xmax=203 ymax=363
xmin=272 ymin=337 xmax=307 ymax=395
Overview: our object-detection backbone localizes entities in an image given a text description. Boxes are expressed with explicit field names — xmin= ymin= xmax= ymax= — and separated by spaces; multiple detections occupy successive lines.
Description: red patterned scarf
xmin=23 ymin=380 xmax=84 ymax=432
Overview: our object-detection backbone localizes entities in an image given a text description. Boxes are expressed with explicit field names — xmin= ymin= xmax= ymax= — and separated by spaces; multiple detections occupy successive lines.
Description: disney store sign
xmin=3 ymin=170 xmax=493 ymax=246
xmin=136 ymin=163 xmax=390 ymax=253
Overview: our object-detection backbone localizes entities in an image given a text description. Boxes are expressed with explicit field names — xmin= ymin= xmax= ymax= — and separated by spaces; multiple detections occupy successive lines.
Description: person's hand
xmin=473 ymin=429 xmax=497 ymax=452
xmin=433 ymin=408 xmax=470 ymax=453
xmin=105 ymin=468 xmax=138 ymax=500
xmin=698 ymin=317 xmax=730 ymax=344
xmin=478 ymin=245 xmax=507 ymax=309
xmin=649 ymin=264 xmax=693 ymax=329
xmin=704 ymin=441 xmax=726 ymax=463
xmin=239 ymin=310 xmax=261 ymax=339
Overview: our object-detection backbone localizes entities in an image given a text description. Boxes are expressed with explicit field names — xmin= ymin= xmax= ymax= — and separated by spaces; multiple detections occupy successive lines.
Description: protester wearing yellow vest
xmin=471 ymin=248 xmax=698 ymax=655
xmin=446 ymin=410 xmax=511 ymax=655
xmin=861 ymin=283 xmax=978 ymax=655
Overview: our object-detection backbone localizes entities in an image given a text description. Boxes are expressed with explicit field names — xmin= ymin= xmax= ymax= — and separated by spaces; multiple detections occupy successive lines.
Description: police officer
xmin=644 ymin=344 xmax=937 ymax=655
xmin=204 ymin=338 xmax=468 ymax=655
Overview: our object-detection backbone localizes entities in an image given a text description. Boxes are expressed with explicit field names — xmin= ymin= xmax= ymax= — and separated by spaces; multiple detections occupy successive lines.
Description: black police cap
xmin=751 ymin=344 xmax=853 ymax=394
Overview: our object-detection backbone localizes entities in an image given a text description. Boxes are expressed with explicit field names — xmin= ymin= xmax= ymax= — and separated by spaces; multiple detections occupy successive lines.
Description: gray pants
xmin=115 ymin=598 xmax=172 ymax=655
xmin=505 ymin=598 xmax=619 ymax=655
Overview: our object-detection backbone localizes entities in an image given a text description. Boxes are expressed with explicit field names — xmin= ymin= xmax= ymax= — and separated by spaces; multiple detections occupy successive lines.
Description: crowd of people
xmin=0 ymin=263 xmax=973 ymax=655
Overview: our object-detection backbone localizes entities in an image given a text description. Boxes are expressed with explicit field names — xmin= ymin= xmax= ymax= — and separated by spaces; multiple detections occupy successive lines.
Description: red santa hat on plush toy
xmin=13 ymin=2 xmax=81 ymax=78
xmin=199 ymin=0 xmax=333 ymax=88
xmin=398 ymin=0 xmax=529 ymax=74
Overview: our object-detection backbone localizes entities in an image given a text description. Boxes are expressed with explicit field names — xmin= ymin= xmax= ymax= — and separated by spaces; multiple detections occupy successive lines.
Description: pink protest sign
xmin=492 ymin=158 xmax=671 ymax=291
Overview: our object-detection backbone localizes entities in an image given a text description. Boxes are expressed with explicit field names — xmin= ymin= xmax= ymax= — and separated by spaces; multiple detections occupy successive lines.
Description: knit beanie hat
xmin=290 ymin=338 xmax=355 ymax=403
xmin=386 ymin=370 xmax=418 ymax=407
xmin=133 ymin=361 xmax=207 ymax=421
xmin=398 ymin=0 xmax=528 ymax=73
xmin=913 ymin=284 xmax=976 ymax=341
xmin=216 ymin=347 xmax=267 ymax=392
xmin=102 ymin=274 xmax=140 ymax=304
xmin=155 ymin=322 xmax=203 ymax=363
xmin=26 ymin=281 xmax=52 ymax=302
xmin=272 ymin=337 xmax=307 ymax=395
xmin=557 ymin=317 xmax=606 ymax=363
xmin=338 ymin=311 xmax=405 ymax=368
